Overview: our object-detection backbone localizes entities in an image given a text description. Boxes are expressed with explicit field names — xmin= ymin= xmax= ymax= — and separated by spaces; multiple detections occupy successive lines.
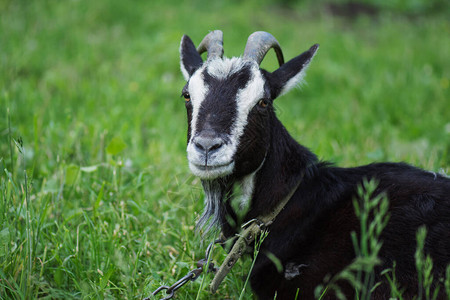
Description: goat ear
xmin=180 ymin=35 xmax=203 ymax=81
xmin=269 ymin=44 xmax=319 ymax=98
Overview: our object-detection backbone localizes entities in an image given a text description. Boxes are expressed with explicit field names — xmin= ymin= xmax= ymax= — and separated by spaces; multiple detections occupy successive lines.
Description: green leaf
xmin=106 ymin=136 xmax=127 ymax=155
xmin=99 ymin=267 xmax=114 ymax=290
xmin=93 ymin=182 xmax=105 ymax=217
xmin=0 ymin=227 xmax=10 ymax=257
xmin=65 ymin=164 xmax=80 ymax=186
xmin=54 ymin=269 xmax=64 ymax=287
xmin=265 ymin=251 xmax=283 ymax=273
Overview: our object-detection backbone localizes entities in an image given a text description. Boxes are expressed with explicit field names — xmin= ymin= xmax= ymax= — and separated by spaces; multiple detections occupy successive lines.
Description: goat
xmin=179 ymin=30 xmax=450 ymax=299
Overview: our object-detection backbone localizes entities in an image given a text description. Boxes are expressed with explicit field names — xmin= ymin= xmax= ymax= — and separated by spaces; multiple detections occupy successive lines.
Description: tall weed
xmin=315 ymin=179 xmax=389 ymax=299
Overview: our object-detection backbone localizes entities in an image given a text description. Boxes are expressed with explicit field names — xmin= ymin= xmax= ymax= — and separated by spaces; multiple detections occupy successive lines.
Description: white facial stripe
xmin=188 ymin=68 xmax=209 ymax=138
xmin=229 ymin=64 xmax=265 ymax=152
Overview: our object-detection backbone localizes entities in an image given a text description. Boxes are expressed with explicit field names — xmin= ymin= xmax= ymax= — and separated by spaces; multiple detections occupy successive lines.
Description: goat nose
xmin=193 ymin=136 xmax=224 ymax=153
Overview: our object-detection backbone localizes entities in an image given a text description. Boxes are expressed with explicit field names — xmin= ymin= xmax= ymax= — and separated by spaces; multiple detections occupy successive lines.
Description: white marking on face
xmin=206 ymin=57 xmax=248 ymax=79
xmin=231 ymin=63 xmax=265 ymax=151
xmin=185 ymin=58 xmax=266 ymax=179
xmin=188 ymin=160 xmax=235 ymax=179
xmin=187 ymin=69 xmax=208 ymax=138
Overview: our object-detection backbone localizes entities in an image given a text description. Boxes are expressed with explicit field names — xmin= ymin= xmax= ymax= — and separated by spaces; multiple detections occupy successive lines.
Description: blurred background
xmin=0 ymin=0 xmax=449 ymax=298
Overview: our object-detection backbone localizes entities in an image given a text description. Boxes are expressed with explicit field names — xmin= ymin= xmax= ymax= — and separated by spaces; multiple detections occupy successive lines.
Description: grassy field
xmin=1 ymin=0 xmax=449 ymax=299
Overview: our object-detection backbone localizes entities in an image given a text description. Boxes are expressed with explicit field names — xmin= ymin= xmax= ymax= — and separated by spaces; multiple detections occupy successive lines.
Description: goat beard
xmin=197 ymin=177 xmax=232 ymax=235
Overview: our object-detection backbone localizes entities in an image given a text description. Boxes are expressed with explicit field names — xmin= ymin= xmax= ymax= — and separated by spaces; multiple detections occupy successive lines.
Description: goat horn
xmin=243 ymin=31 xmax=285 ymax=67
xmin=197 ymin=30 xmax=224 ymax=60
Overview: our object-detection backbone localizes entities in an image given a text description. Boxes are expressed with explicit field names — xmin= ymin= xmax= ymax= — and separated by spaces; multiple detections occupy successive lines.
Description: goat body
xmin=246 ymin=117 xmax=450 ymax=299
xmin=179 ymin=31 xmax=450 ymax=299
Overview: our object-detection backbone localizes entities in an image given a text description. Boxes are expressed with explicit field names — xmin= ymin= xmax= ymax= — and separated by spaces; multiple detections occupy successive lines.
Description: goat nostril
xmin=193 ymin=137 xmax=224 ymax=153
xmin=209 ymin=142 xmax=223 ymax=152
xmin=194 ymin=141 xmax=205 ymax=151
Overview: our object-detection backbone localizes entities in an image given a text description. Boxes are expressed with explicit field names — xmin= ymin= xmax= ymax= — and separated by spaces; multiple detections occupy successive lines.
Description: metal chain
xmin=148 ymin=239 xmax=222 ymax=300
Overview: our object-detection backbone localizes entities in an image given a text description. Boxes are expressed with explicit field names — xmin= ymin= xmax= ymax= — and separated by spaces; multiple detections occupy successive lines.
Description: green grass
xmin=315 ymin=179 xmax=390 ymax=300
xmin=1 ymin=0 xmax=449 ymax=299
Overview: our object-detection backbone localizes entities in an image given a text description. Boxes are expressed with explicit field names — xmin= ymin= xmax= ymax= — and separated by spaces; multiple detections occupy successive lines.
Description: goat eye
xmin=183 ymin=93 xmax=191 ymax=102
xmin=258 ymin=99 xmax=269 ymax=108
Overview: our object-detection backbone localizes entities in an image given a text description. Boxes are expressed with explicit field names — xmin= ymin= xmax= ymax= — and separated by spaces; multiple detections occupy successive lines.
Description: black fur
xmin=247 ymin=131 xmax=450 ymax=299
xmin=179 ymin=34 xmax=450 ymax=299
xmin=180 ymin=35 xmax=203 ymax=77
xmin=269 ymin=44 xmax=319 ymax=98
xmin=195 ymin=67 xmax=251 ymax=138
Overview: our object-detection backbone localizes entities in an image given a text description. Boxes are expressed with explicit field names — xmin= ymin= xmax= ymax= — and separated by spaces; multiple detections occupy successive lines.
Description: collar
xmin=210 ymin=177 xmax=302 ymax=293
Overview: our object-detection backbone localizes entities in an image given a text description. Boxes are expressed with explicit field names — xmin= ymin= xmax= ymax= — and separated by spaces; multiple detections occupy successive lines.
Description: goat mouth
xmin=194 ymin=162 xmax=231 ymax=170
xmin=189 ymin=161 xmax=234 ymax=179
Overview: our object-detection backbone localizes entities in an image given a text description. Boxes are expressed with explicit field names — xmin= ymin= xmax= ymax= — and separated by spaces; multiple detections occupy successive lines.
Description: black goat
xmin=179 ymin=30 xmax=450 ymax=299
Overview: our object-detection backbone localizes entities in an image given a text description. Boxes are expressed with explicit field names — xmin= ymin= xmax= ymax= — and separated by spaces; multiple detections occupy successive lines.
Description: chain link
xmin=148 ymin=239 xmax=222 ymax=300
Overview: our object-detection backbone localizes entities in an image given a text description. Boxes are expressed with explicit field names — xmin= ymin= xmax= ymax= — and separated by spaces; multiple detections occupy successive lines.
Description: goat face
xmin=180 ymin=31 xmax=318 ymax=180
